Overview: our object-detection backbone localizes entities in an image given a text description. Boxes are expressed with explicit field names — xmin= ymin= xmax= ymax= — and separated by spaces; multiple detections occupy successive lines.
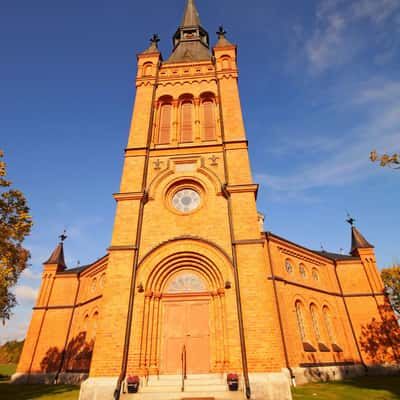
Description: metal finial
xmin=320 ymin=243 xmax=325 ymax=251
xmin=346 ymin=213 xmax=355 ymax=226
xmin=150 ymin=33 xmax=160 ymax=44
xmin=217 ymin=25 xmax=226 ymax=37
xmin=59 ymin=229 xmax=67 ymax=242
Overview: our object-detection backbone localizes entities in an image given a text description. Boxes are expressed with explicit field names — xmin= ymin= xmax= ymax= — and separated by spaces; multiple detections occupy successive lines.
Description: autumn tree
xmin=0 ymin=150 xmax=33 ymax=322
xmin=381 ymin=265 xmax=400 ymax=316
xmin=370 ymin=151 xmax=400 ymax=169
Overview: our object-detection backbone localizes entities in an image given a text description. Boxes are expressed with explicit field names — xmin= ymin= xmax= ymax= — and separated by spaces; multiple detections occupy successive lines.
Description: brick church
xmin=14 ymin=1 xmax=399 ymax=399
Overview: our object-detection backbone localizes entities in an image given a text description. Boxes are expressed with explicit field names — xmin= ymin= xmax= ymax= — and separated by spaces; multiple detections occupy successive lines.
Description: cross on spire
xmin=59 ymin=229 xmax=67 ymax=242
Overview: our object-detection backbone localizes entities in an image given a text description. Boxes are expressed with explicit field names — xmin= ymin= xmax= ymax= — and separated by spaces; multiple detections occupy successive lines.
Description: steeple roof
xmin=350 ymin=226 xmax=374 ymax=254
xmin=142 ymin=34 xmax=161 ymax=54
xmin=181 ymin=0 xmax=201 ymax=27
xmin=215 ymin=26 xmax=234 ymax=48
xmin=44 ymin=242 xmax=67 ymax=270
xmin=166 ymin=0 xmax=211 ymax=63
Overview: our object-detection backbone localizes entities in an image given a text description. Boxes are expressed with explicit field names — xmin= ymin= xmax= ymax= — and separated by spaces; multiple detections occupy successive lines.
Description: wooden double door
xmin=161 ymin=298 xmax=210 ymax=374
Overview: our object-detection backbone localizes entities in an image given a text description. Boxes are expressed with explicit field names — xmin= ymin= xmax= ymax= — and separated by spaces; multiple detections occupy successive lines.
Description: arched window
xmin=221 ymin=57 xmax=230 ymax=70
xmin=143 ymin=62 xmax=153 ymax=76
xmin=99 ymin=273 xmax=106 ymax=289
xmin=180 ymin=101 xmax=194 ymax=142
xmin=299 ymin=264 xmax=307 ymax=278
xmin=310 ymin=304 xmax=321 ymax=342
xmin=312 ymin=268 xmax=319 ymax=281
xmin=158 ymin=103 xmax=172 ymax=144
xmin=91 ymin=278 xmax=97 ymax=293
xmin=201 ymin=99 xmax=216 ymax=140
xmin=83 ymin=314 xmax=89 ymax=333
xmin=322 ymin=306 xmax=335 ymax=343
xmin=92 ymin=311 xmax=99 ymax=339
xmin=285 ymin=259 xmax=293 ymax=274
xmin=295 ymin=301 xmax=306 ymax=342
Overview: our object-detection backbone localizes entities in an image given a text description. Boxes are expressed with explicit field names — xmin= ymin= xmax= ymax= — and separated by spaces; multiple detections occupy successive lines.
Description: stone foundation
xmin=11 ymin=372 xmax=88 ymax=385
xmin=292 ymin=363 xmax=400 ymax=386
xmin=78 ymin=372 xmax=292 ymax=400
xmin=248 ymin=371 xmax=292 ymax=400
xmin=79 ymin=377 xmax=119 ymax=400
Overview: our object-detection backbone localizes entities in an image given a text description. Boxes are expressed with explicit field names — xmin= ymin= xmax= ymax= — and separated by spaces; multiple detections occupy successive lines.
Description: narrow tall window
xmin=310 ymin=304 xmax=321 ymax=341
xmin=92 ymin=312 xmax=99 ymax=339
xmin=202 ymin=100 xmax=216 ymax=140
xmin=295 ymin=301 xmax=306 ymax=342
xmin=323 ymin=306 xmax=335 ymax=343
xmin=180 ymin=101 xmax=193 ymax=142
xmin=158 ymin=103 xmax=172 ymax=144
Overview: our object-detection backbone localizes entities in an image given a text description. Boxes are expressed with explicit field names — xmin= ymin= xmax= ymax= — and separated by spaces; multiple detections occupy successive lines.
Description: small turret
xmin=346 ymin=216 xmax=374 ymax=256
xmin=43 ymin=231 xmax=67 ymax=272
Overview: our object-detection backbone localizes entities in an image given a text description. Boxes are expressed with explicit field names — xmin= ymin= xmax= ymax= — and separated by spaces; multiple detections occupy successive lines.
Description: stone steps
xmin=121 ymin=374 xmax=244 ymax=400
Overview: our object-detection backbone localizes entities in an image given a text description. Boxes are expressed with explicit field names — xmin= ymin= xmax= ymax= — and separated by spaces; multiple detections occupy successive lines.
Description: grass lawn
xmin=292 ymin=375 xmax=400 ymax=400
xmin=0 ymin=382 xmax=80 ymax=400
xmin=0 ymin=365 xmax=79 ymax=400
xmin=0 ymin=364 xmax=16 ymax=378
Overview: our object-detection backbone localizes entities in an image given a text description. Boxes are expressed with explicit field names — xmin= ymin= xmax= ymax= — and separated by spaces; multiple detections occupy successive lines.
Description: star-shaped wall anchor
xmin=209 ymin=155 xmax=219 ymax=166
xmin=153 ymin=159 xmax=163 ymax=170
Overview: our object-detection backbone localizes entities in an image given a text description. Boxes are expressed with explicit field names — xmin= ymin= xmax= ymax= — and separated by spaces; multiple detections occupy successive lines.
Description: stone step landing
xmin=121 ymin=374 xmax=244 ymax=400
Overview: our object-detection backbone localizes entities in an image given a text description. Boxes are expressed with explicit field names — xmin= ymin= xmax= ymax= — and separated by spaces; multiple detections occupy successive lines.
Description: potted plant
xmin=227 ymin=373 xmax=239 ymax=391
xmin=126 ymin=375 xmax=140 ymax=393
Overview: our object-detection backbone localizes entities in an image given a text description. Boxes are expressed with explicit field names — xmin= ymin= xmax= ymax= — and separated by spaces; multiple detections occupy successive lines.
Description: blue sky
xmin=1 ymin=0 xmax=399 ymax=343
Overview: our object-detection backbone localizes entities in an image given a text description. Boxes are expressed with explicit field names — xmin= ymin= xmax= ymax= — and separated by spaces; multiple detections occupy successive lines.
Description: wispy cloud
xmin=255 ymin=78 xmax=400 ymax=197
xmin=0 ymin=321 xmax=29 ymax=344
xmin=15 ymin=285 xmax=38 ymax=303
xmin=21 ymin=268 xmax=41 ymax=280
xmin=305 ymin=0 xmax=400 ymax=73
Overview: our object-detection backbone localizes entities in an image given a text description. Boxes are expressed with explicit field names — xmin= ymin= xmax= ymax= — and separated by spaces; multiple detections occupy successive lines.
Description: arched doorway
xmin=161 ymin=272 xmax=211 ymax=373
xmin=131 ymin=241 xmax=236 ymax=375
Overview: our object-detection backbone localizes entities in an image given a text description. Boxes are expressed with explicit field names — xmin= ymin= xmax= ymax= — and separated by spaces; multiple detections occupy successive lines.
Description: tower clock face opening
xmin=172 ymin=188 xmax=201 ymax=212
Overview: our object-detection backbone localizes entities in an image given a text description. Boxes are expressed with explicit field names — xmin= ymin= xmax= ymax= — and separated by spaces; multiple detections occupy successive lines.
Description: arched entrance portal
xmin=131 ymin=241 xmax=235 ymax=376
xmin=161 ymin=272 xmax=211 ymax=373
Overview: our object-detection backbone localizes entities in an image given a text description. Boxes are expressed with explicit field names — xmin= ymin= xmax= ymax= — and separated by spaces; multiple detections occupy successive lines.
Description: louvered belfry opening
xmin=158 ymin=102 xmax=172 ymax=144
xmin=201 ymin=98 xmax=216 ymax=141
xmin=180 ymin=99 xmax=194 ymax=143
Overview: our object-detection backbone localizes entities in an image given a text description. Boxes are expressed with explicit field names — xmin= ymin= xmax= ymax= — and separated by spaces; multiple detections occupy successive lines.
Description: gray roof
xmin=351 ymin=226 xmax=374 ymax=254
xmin=181 ymin=0 xmax=201 ymax=27
xmin=43 ymin=242 xmax=67 ymax=269
xmin=166 ymin=0 xmax=211 ymax=63
xmin=312 ymin=251 xmax=359 ymax=261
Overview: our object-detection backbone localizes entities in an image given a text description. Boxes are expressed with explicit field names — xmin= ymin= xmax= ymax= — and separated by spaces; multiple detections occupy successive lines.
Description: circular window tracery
xmin=172 ymin=188 xmax=201 ymax=212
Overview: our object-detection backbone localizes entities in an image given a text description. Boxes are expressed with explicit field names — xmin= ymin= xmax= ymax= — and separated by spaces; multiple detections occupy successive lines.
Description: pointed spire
xmin=215 ymin=25 xmax=233 ymax=47
xmin=167 ymin=0 xmax=210 ymax=63
xmin=346 ymin=216 xmax=374 ymax=254
xmin=350 ymin=226 xmax=374 ymax=254
xmin=142 ymin=33 xmax=160 ymax=54
xmin=44 ymin=231 xmax=67 ymax=271
xmin=181 ymin=0 xmax=201 ymax=27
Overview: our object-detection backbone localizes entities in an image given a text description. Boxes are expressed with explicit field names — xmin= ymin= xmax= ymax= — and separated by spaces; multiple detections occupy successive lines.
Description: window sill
xmin=318 ymin=342 xmax=330 ymax=352
xmin=332 ymin=343 xmax=343 ymax=352
xmin=302 ymin=342 xmax=317 ymax=352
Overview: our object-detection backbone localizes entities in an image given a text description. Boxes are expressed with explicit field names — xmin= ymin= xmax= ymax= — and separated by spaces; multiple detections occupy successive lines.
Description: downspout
xmin=333 ymin=260 xmax=368 ymax=372
xmin=53 ymin=275 xmax=81 ymax=383
xmin=265 ymin=232 xmax=296 ymax=386
xmin=114 ymin=58 xmax=161 ymax=400
xmin=213 ymin=56 xmax=251 ymax=399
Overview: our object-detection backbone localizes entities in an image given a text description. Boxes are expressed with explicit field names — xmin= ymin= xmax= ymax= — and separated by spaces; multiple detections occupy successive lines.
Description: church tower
xmin=82 ymin=0 xmax=289 ymax=398
xmin=15 ymin=1 xmax=398 ymax=397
